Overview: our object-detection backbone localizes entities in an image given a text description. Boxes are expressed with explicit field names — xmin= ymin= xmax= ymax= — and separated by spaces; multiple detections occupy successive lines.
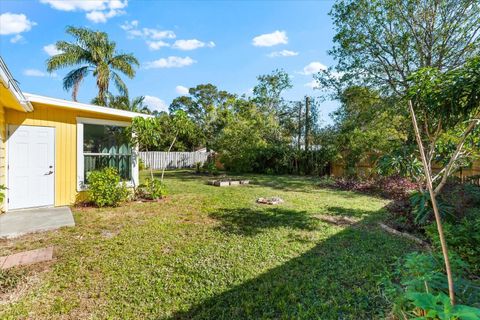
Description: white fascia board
xmin=24 ymin=93 xmax=153 ymax=119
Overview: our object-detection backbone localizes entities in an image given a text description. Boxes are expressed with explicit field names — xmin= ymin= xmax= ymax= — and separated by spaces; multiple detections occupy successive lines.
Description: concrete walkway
xmin=0 ymin=207 xmax=75 ymax=239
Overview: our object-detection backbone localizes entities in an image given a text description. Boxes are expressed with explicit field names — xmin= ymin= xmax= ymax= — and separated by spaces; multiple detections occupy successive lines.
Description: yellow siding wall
xmin=6 ymin=103 xmax=132 ymax=206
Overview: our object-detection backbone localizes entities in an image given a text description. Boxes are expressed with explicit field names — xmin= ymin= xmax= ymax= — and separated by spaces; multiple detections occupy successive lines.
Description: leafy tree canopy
xmin=319 ymin=0 xmax=480 ymax=96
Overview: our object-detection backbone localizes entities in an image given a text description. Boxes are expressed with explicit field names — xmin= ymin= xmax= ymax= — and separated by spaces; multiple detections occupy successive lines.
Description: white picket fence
xmin=139 ymin=151 xmax=211 ymax=170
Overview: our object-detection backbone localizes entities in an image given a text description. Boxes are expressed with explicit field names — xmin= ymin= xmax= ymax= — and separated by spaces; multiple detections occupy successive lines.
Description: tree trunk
xmin=161 ymin=135 xmax=177 ymax=183
xmin=146 ymin=147 xmax=153 ymax=181
xmin=408 ymin=100 xmax=455 ymax=305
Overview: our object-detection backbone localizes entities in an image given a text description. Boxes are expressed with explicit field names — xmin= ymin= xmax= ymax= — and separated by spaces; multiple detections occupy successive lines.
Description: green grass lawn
xmin=0 ymin=171 xmax=420 ymax=319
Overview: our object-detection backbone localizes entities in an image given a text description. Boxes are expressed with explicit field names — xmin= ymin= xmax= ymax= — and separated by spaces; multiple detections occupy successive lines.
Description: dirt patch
xmin=0 ymin=267 xmax=47 ymax=305
xmin=314 ymin=214 xmax=360 ymax=226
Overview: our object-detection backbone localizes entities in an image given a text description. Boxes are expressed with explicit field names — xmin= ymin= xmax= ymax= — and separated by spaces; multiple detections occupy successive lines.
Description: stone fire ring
xmin=207 ymin=180 xmax=250 ymax=187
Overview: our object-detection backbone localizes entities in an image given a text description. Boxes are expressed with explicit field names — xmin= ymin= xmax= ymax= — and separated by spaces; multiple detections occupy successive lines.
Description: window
xmin=77 ymin=118 xmax=137 ymax=190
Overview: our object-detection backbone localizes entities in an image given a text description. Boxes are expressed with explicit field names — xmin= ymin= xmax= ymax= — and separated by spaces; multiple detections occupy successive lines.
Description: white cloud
xmin=10 ymin=34 xmax=23 ymax=43
xmin=175 ymin=85 xmax=189 ymax=95
xmin=301 ymin=61 xmax=327 ymax=75
xmin=86 ymin=9 xmax=125 ymax=23
xmin=40 ymin=0 xmax=127 ymax=23
xmin=43 ymin=44 xmax=63 ymax=56
xmin=40 ymin=0 xmax=108 ymax=11
xmin=172 ymin=39 xmax=215 ymax=51
xmin=121 ymin=21 xmax=176 ymax=51
xmin=143 ymin=28 xmax=176 ymax=40
xmin=146 ymin=40 xmax=170 ymax=50
xmin=267 ymin=50 xmax=298 ymax=58
xmin=23 ymin=69 xmax=57 ymax=78
xmin=252 ymin=30 xmax=288 ymax=47
xmin=143 ymin=95 xmax=168 ymax=112
xmin=145 ymin=56 xmax=196 ymax=69
xmin=304 ymin=80 xmax=320 ymax=89
xmin=0 ymin=13 xmax=36 ymax=35
xmin=120 ymin=20 xmax=138 ymax=30
xmin=108 ymin=0 xmax=127 ymax=10
xmin=122 ymin=21 xmax=175 ymax=40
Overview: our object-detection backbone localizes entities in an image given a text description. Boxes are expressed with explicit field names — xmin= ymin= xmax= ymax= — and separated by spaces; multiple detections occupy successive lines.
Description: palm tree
xmin=103 ymin=94 xmax=152 ymax=114
xmin=47 ymin=26 xmax=139 ymax=106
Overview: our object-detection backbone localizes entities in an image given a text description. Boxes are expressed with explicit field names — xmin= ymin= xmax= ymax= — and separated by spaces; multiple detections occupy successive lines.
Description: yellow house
xmin=0 ymin=57 xmax=149 ymax=211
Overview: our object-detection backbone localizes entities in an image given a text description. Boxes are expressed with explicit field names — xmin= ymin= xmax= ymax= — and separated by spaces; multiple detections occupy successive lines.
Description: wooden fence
xmin=139 ymin=151 xmax=211 ymax=170
xmin=331 ymin=159 xmax=480 ymax=186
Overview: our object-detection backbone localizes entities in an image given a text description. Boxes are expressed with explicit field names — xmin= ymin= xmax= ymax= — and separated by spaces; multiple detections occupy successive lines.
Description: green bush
xmin=202 ymin=157 xmax=219 ymax=175
xmin=87 ymin=167 xmax=129 ymax=207
xmin=410 ymin=190 xmax=454 ymax=225
xmin=137 ymin=178 xmax=167 ymax=200
xmin=139 ymin=158 xmax=147 ymax=171
xmin=426 ymin=217 xmax=480 ymax=275
xmin=194 ymin=162 xmax=203 ymax=174
xmin=0 ymin=184 xmax=7 ymax=205
xmin=382 ymin=252 xmax=480 ymax=318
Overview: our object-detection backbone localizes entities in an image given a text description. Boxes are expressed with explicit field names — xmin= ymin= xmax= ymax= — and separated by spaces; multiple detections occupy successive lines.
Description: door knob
xmin=45 ymin=171 xmax=54 ymax=175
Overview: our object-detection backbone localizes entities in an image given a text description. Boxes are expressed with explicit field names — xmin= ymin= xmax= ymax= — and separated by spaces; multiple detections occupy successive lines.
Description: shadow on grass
xmin=209 ymin=207 xmax=319 ymax=236
xmin=324 ymin=206 xmax=386 ymax=218
xmin=249 ymin=174 xmax=321 ymax=193
xmin=170 ymin=208 xmax=419 ymax=319
xmin=142 ymin=170 xmax=322 ymax=192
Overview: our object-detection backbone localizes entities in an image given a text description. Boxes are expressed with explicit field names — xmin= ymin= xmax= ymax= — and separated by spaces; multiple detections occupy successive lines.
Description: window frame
xmin=76 ymin=117 xmax=139 ymax=191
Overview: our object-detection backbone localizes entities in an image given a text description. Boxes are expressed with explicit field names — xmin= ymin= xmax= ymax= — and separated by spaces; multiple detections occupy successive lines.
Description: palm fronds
xmin=46 ymin=26 xmax=139 ymax=103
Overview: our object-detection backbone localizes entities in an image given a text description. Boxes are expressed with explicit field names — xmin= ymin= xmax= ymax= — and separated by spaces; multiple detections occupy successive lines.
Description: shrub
xmin=0 ymin=184 xmax=7 ymax=206
xmin=382 ymin=252 xmax=480 ymax=318
xmin=139 ymin=158 xmax=147 ymax=171
xmin=376 ymin=147 xmax=423 ymax=181
xmin=439 ymin=182 xmax=480 ymax=220
xmin=410 ymin=190 xmax=454 ymax=225
xmin=202 ymin=156 xmax=219 ymax=175
xmin=426 ymin=217 xmax=480 ymax=275
xmin=194 ymin=162 xmax=203 ymax=174
xmin=87 ymin=167 xmax=129 ymax=207
xmin=387 ymin=182 xmax=480 ymax=233
xmin=137 ymin=178 xmax=167 ymax=200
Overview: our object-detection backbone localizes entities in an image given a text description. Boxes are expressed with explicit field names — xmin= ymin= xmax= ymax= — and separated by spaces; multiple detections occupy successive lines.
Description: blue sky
xmin=0 ymin=0 xmax=338 ymax=124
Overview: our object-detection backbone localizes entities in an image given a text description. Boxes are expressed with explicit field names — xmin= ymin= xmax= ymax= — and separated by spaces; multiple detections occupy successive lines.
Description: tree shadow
xmin=249 ymin=174 xmax=322 ymax=193
xmin=324 ymin=206 xmax=385 ymax=218
xmin=169 ymin=210 xmax=420 ymax=319
xmin=209 ymin=207 xmax=320 ymax=236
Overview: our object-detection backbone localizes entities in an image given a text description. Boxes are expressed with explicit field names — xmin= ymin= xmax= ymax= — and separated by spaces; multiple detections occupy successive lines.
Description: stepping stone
xmin=0 ymin=247 xmax=54 ymax=270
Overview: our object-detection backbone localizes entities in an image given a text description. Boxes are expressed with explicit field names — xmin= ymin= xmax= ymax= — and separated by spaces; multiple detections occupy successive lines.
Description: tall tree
xmin=253 ymin=69 xmax=292 ymax=113
xmin=169 ymin=84 xmax=236 ymax=150
xmin=320 ymin=0 xmax=480 ymax=95
xmin=127 ymin=117 xmax=161 ymax=181
xmin=47 ymin=26 xmax=139 ymax=105
xmin=331 ymin=86 xmax=408 ymax=175
xmin=324 ymin=0 xmax=480 ymax=305
xmin=159 ymin=110 xmax=195 ymax=182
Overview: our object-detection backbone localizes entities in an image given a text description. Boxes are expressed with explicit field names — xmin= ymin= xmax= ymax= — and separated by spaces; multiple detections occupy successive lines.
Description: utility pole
xmin=305 ymin=96 xmax=310 ymax=152
xmin=297 ymin=101 xmax=302 ymax=151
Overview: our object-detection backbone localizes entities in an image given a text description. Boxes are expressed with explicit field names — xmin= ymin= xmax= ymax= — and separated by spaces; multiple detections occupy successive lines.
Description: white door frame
xmin=7 ymin=124 xmax=56 ymax=210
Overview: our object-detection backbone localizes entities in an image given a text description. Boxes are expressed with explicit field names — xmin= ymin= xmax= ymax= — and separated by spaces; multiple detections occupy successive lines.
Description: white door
xmin=8 ymin=125 xmax=55 ymax=210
